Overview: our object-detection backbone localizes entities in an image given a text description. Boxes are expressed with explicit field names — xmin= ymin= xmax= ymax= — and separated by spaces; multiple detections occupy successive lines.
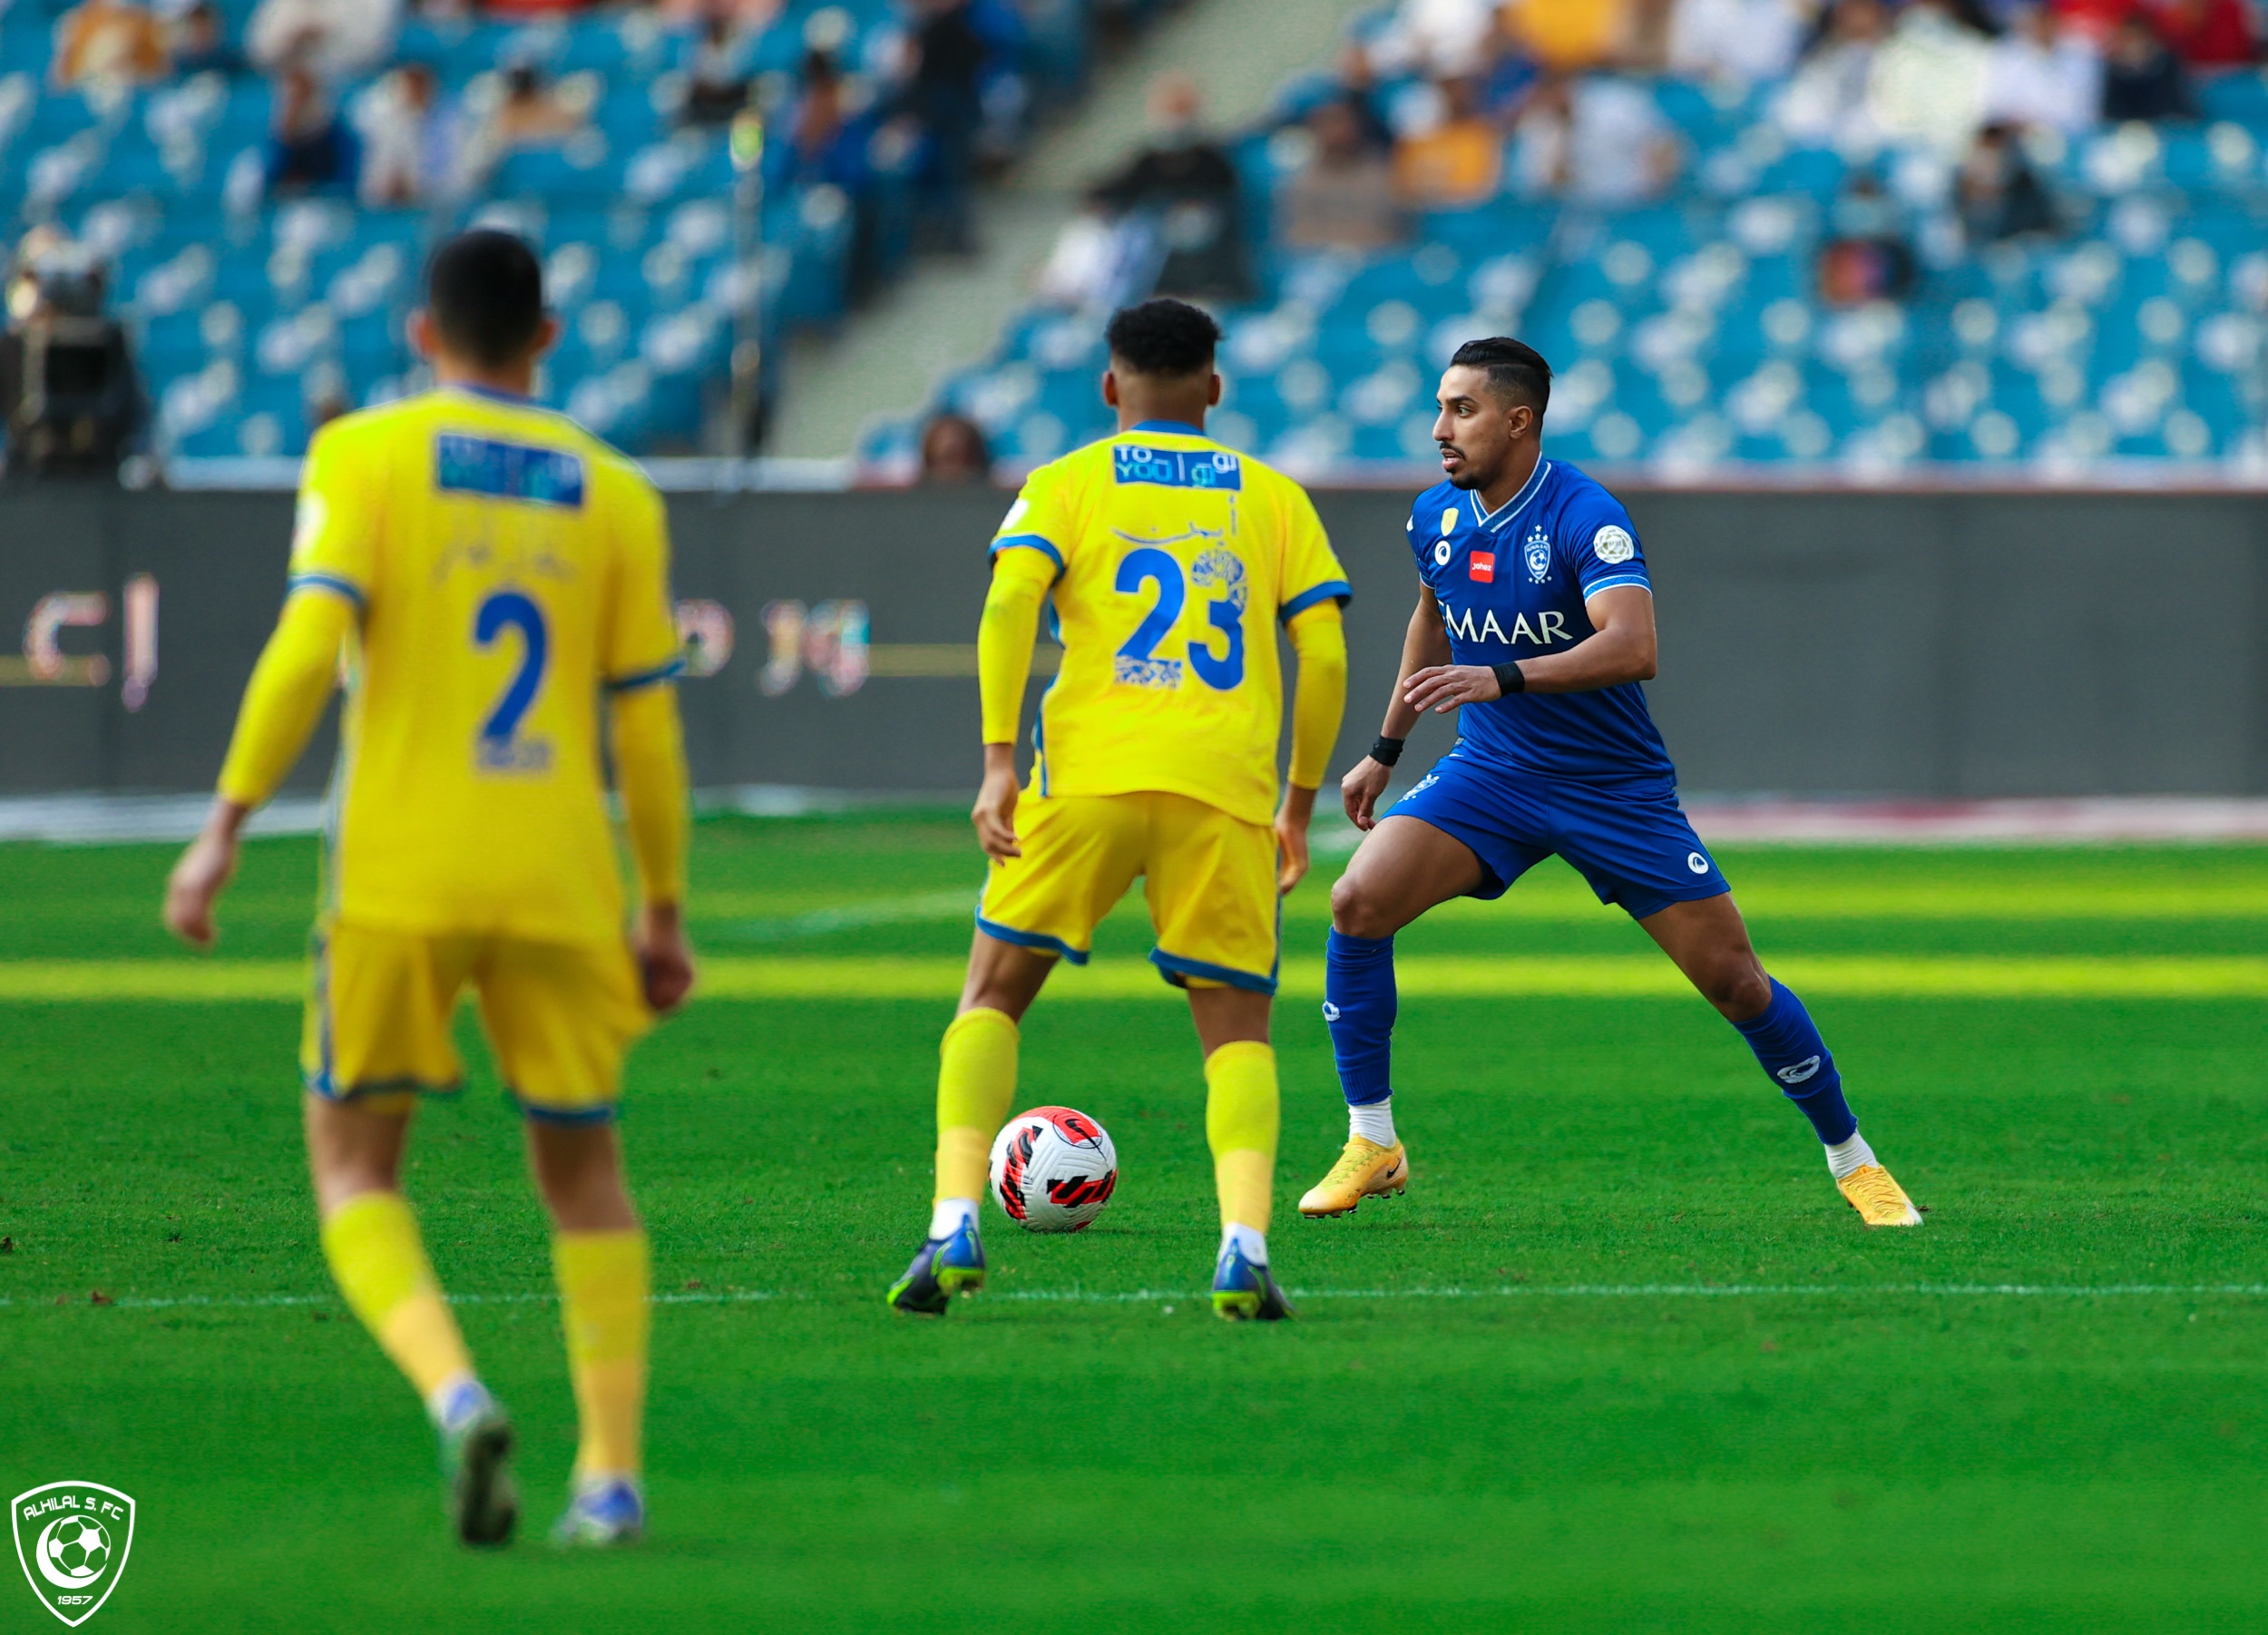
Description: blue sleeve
xmin=1562 ymin=498 xmax=1650 ymax=598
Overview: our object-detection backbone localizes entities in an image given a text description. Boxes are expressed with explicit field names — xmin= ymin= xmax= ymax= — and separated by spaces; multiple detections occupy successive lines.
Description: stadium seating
xmin=3 ymin=0 xmax=1149 ymax=460
xmin=865 ymin=44 xmax=2268 ymax=479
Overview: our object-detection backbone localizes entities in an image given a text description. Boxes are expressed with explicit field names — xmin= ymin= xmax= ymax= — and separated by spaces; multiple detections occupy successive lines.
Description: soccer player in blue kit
xmin=1298 ymin=338 xmax=1922 ymax=1229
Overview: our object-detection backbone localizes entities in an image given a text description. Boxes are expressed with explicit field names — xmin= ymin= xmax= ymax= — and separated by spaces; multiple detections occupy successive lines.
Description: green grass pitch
xmin=2 ymin=813 xmax=2263 ymax=1632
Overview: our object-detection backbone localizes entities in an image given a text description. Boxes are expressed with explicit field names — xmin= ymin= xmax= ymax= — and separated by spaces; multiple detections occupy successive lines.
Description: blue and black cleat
xmin=885 ymin=1220 xmax=986 ymax=1315
xmin=1211 ymin=1243 xmax=1294 ymax=1322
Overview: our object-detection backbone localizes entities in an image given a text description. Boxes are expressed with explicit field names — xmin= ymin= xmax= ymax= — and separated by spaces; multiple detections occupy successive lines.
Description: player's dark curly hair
xmin=1450 ymin=337 xmax=1552 ymax=418
xmin=1105 ymin=299 xmax=1222 ymax=379
xmin=425 ymin=230 xmax=545 ymax=369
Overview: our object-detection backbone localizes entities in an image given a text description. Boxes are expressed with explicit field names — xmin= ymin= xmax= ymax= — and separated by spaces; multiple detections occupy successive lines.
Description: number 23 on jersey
xmin=474 ymin=588 xmax=553 ymax=773
xmin=1112 ymin=541 xmax=1248 ymax=693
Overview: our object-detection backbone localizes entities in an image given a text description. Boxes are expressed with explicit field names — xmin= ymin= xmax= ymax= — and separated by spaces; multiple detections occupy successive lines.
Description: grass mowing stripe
xmin=13 ymin=1284 xmax=2268 ymax=1314
xmin=13 ymin=954 xmax=2268 ymax=1002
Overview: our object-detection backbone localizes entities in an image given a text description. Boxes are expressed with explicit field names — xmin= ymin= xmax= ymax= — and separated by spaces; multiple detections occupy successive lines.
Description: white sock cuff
xmin=1348 ymin=1098 xmax=1396 ymax=1148
xmin=929 ymin=1197 xmax=980 ymax=1240
xmin=1823 ymin=1131 xmax=1875 ymax=1182
xmin=1220 ymin=1223 xmax=1268 ymax=1267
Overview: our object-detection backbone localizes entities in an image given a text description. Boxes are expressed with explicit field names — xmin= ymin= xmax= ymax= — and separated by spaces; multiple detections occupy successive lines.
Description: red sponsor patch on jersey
xmin=1469 ymin=552 xmax=1496 ymax=583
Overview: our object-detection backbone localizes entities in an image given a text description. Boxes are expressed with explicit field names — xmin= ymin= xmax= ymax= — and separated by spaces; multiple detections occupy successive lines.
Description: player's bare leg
xmin=526 ymin=1121 xmax=650 ymax=1545
xmin=1637 ymin=895 xmax=1921 ymax=1228
xmin=1186 ymin=985 xmax=1292 ymax=1320
xmin=305 ymin=1094 xmax=517 ymax=1546
xmin=889 ymin=931 xmax=1059 ymax=1315
xmin=1305 ymin=815 xmax=1483 ymax=1218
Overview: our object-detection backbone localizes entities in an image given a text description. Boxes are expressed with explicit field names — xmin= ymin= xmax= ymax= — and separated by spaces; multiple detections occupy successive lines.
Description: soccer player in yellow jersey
xmin=886 ymin=299 xmax=1351 ymax=1321
xmin=161 ymin=231 xmax=693 ymax=1549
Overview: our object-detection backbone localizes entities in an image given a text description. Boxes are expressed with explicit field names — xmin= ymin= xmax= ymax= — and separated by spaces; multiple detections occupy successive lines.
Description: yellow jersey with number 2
xmin=991 ymin=421 xmax=1350 ymax=827
xmin=285 ymin=386 xmax=682 ymax=945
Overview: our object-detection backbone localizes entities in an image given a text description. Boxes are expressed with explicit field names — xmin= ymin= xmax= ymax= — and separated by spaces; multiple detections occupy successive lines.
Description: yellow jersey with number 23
xmin=991 ymin=421 xmax=1350 ymax=827
xmin=286 ymin=386 xmax=682 ymax=945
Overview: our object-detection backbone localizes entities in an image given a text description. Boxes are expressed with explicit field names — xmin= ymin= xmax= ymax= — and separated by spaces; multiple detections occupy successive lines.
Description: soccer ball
xmin=989 ymin=1106 xmax=1118 ymax=1233
xmin=45 ymin=1517 xmax=108 ymax=1580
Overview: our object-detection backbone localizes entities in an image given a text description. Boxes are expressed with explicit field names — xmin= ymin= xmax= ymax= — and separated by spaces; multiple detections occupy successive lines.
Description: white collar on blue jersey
xmin=1470 ymin=458 xmax=1553 ymax=532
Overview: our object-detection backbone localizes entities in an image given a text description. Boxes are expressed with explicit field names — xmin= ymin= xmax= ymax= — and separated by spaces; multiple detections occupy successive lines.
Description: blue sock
xmin=1324 ymin=929 xmax=1396 ymax=1106
xmin=1732 ymin=979 xmax=1857 ymax=1145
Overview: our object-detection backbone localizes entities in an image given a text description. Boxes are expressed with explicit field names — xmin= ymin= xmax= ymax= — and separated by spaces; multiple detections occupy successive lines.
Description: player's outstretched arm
xmin=972 ymin=548 xmax=1053 ymax=861
xmin=611 ymin=682 xmax=696 ymax=1013
xmin=1343 ymin=586 xmax=1447 ymax=830
xmin=164 ymin=588 xmax=355 ymax=949
xmin=1403 ymin=584 xmax=1657 ymax=714
xmin=1279 ymin=602 xmax=1347 ymax=892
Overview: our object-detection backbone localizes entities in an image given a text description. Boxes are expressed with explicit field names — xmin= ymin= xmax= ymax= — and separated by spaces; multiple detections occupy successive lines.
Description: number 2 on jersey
xmin=473 ymin=590 xmax=553 ymax=772
xmin=1113 ymin=546 xmax=1246 ymax=691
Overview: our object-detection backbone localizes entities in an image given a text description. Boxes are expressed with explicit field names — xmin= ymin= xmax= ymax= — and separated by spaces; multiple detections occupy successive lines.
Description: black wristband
xmin=1491 ymin=661 xmax=1527 ymax=696
xmin=1370 ymin=735 xmax=1406 ymax=767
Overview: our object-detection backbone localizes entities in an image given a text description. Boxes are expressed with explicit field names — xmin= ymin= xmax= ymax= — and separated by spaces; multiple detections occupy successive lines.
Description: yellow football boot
xmin=1297 ymin=1136 xmax=1410 ymax=1218
xmin=1837 ymin=1162 xmax=1921 ymax=1228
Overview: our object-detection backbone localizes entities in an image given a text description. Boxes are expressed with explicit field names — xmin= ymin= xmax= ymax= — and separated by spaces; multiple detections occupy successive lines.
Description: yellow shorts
xmin=977 ymin=791 xmax=1280 ymax=994
xmin=302 ymin=923 xmax=651 ymax=1123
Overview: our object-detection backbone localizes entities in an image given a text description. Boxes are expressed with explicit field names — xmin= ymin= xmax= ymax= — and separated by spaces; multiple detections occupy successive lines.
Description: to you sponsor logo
xmin=14 ymin=1482 xmax=134 ymax=1627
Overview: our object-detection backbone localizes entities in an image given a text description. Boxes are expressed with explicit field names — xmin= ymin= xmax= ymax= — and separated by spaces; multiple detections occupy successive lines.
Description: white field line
xmin=10 ymin=1283 xmax=2268 ymax=1314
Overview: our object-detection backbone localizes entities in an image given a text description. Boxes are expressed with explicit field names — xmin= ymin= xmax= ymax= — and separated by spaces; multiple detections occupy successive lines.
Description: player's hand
xmin=637 ymin=902 xmax=696 ymax=1014
xmin=1403 ymin=664 xmax=1503 ymax=716
xmin=1276 ymin=784 xmax=1317 ymax=896
xmin=1341 ymin=757 xmax=1393 ymax=831
xmin=163 ymin=804 xmax=246 ymax=950
xmin=972 ymin=747 xmax=1022 ymax=862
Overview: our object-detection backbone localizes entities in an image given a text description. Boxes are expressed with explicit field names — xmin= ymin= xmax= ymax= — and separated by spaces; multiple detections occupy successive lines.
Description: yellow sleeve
xmin=1276 ymin=482 xmax=1353 ymax=625
xmin=610 ymin=682 xmax=689 ymax=908
xmin=978 ymin=545 xmax=1055 ymax=745
xmin=216 ymin=587 xmax=354 ymax=808
xmin=1285 ymin=601 xmax=1347 ymax=792
xmin=603 ymin=475 xmax=685 ymax=690
xmin=288 ymin=422 xmax=380 ymax=604
xmin=990 ymin=463 xmax=1073 ymax=575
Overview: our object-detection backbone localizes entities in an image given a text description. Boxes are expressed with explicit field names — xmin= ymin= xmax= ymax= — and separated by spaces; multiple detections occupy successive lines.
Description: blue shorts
xmin=1388 ymin=750 xmax=1729 ymax=921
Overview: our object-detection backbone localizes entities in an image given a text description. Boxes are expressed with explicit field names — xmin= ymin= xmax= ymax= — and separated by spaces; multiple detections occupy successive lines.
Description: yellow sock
xmin=935 ymin=1006 xmax=1019 ymax=1203
xmin=552 ymin=1229 xmax=650 ymax=1481
xmin=1205 ymin=1040 xmax=1279 ymax=1235
xmin=318 ymin=1190 xmax=474 ymax=1403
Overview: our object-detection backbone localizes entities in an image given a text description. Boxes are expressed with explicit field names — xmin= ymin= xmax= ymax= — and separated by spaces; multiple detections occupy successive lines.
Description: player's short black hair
xmin=1105 ymin=299 xmax=1221 ymax=378
xmin=425 ymin=229 xmax=544 ymax=369
xmin=1449 ymin=337 xmax=1552 ymax=417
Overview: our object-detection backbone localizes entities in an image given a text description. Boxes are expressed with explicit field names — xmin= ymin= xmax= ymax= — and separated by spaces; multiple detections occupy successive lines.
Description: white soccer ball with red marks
xmin=988 ymin=1105 xmax=1119 ymax=1233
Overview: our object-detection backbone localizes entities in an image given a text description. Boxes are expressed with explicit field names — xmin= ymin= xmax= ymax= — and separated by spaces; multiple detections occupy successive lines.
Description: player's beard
xmin=1438 ymin=442 xmax=1490 ymax=492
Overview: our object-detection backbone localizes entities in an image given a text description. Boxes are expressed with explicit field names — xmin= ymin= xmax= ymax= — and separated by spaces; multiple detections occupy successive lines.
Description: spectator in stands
xmin=1983 ymin=5 xmax=2102 ymax=135
xmin=1866 ymin=0 xmax=1992 ymax=154
xmin=2100 ymin=11 xmax=2198 ymax=119
xmin=1509 ymin=73 xmax=1680 ymax=205
xmin=51 ymin=0 xmax=169 ymax=90
xmin=1091 ymin=73 xmax=1252 ymax=300
xmin=917 ymin=410 xmax=992 ymax=484
xmin=265 ymin=64 xmax=358 ymax=195
xmin=1777 ymin=0 xmax=1889 ymax=149
xmin=1369 ymin=0 xmax=1499 ymax=77
xmin=1958 ymin=120 xmax=2059 ymax=240
xmin=468 ymin=61 xmax=591 ymax=172
xmin=1816 ymin=171 xmax=1915 ymax=304
xmin=1034 ymin=195 xmax=1160 ymax=312
xmin=1668 ymin=0 xmax=1805 ymax=88
xmin=1393 ymin=75 xmax=1503 ymax=208
xmin=1510 ymin=0 xmax=1634 ymax=73
xmin=681 ymin=12 xmax=752 ymax=126
xmin=770 ymin=49 xmax=869 ymax=191
xmin=357 ymin=62 xmax=457 ymax=207
xmin=2137 ymin=0 xmax=2256 ymax=68
xmin=0 ymin=232 xmax=146 ymax=483
xmin=1329 ymin=42 xmax=1401 ymax=151
xmin=907 ymin=0 xmax=989 ymax=254
xmin=247 ymin=0 xmax=398 ymax=82
xmin=1281 ymin=93 xmax=1409 ymax=252
xmin=169 ymin=2 xmax=244 ymax=76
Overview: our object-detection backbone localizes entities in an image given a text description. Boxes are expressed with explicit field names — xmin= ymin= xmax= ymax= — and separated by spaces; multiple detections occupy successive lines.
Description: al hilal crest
xmin=1523 ymin=524 xmax=1552 ymax=583
xmin=13 ymin=1483 xmax=134 ymax=1628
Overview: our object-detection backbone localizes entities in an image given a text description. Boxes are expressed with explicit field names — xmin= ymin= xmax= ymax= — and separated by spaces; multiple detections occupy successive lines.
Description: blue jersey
xmin=1407 ymin=457 xmax=1674 ymax=788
